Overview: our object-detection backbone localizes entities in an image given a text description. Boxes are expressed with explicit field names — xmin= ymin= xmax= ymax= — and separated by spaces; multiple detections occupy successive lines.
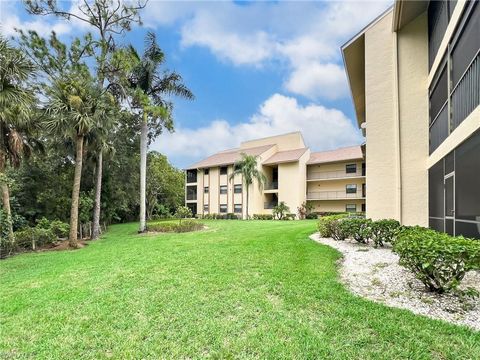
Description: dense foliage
xmin=148 ymin=220 xmax=204 ymax=233
xmin=394 ymin=226 xmax=480 ymax=293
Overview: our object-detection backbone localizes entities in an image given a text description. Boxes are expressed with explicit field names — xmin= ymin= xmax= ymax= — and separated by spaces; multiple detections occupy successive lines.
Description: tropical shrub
xmin=370 ymin=219 xmax=401 ymax=247
xmin=15 ymin=227 xmax=56 ymax=250
xmin=339 ymin=218 xmax=372 ymax=243
xmin=49 ymin=220 xmax=70 ymax=238
xmin=252 ymin=214 xmax=273 ymax=220
xmin=317 ymin=214 xmax=348 ymax=238
xmin=297 ymin=201 xmax=314 ymax=220
xmin=174 ymin=206 xmax=192 ymax=224
xmin=394 ymin=226 xmax=480 ymax=293
xmin=0 ymin=209 xmax=14 ymax=258
xmin=273 ymin=201 xmax=290 ymax=220
xmin=305 ymin=213 xmax=318 ymax=220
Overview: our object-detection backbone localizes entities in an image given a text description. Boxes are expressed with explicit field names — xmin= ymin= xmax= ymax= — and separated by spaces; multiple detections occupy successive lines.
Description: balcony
xmin=306 ymin=191 xmax=365 ymax=200
xmin=264 ymin=201 xmax=278 ymax=209
xmin=264 ymin=181 xmax=278 ymax=191
xmin=307 ymin=170 xmax=364 ymax=181
xmin=186 ymin=170 xmax=197 ymax=184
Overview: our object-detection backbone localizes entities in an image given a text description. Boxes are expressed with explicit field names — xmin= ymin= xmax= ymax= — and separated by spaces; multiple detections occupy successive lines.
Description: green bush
xmin=273 ymin=201 xmax=290 ymax=220
xmin=317 ymin=214 xmax=348 ymax=238
xmin=15 ymin=227 xmax=56 ymax=250
xmin=305 ymin=213 xmax=318 ymax=220
xmin=394 ymin=226 xmax=480 ymax=293
xmin=252 ymin=214 xmax=273 ymax=220
xmin=49 ymin=220 xmax=70 ymax=238
xmin=148 ymin=220 xmax=204 ymax=233
xmin=370 ymin=219 xmax=401 ymax=247
xmin=339 ymin=218 xmax=372 ymax=243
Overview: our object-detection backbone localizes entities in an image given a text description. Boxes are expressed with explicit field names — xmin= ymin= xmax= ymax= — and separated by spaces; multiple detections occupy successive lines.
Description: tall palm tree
xmin=0 ymin=37 xmax=38 ymax=249
xmin=45 ymin=74 xmax=112 ymax=247
xmin=229 ymin=153 xmax=266 ymax=220
xmin=128 ymin=32 xmax=194 ymax=233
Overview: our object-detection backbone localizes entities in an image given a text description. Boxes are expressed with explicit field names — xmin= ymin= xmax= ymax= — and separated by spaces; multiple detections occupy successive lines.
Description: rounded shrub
xmin=393 ymin=226 xmax=480 ymax=293
xmin=370 ymin=219 xmax=401 ymax=247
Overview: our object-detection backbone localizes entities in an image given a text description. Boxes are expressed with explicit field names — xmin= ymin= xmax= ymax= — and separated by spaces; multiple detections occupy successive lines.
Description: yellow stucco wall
xmin=397 ymin=12 xmax=429 ymax=226
xmin=364 ymin=11 xmax=398 ymax=221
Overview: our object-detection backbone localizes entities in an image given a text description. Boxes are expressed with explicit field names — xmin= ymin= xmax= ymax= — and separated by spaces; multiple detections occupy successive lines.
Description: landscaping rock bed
xmin=310 ymin=233 xmax=480 ymax=331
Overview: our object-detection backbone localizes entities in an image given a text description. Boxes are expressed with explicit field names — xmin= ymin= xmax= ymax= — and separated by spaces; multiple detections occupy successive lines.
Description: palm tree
xmin=229 ymin=153 xmax=266 ymax=219
xmin=45 ymin=74 xmax=112 ymax=247
xmin=128 ymin=32 xmax=194 ymax=233
xmin=0 ymin=37 xmax=38 ymax=249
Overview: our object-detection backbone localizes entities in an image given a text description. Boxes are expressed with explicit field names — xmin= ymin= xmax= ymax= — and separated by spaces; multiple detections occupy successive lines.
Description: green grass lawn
xmin=1 ymin=220 xmax=479 ymax=359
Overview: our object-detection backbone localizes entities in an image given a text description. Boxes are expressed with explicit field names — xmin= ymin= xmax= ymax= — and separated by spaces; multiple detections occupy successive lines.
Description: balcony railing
xmin=264 ymin=201 xmax=278 ymax=209
xmin=264 ymin=181 xmax=278 ymax=190
xmin=307 ymin=170 xmax=362 ymax=180
xmin=451 ymin=53 xmax=479 ymax=130
xmin=306 ymin=191 xmax=364 ymax=200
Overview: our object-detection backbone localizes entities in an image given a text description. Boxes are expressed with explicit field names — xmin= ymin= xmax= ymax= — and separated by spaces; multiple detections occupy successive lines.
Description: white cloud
xmin=0 ymin=11 xmax=72 ymax=37
xmin=145 ymin=0 xmax=392 ymax=100
xmin=152 ymin=93 xmax=363 ymax=168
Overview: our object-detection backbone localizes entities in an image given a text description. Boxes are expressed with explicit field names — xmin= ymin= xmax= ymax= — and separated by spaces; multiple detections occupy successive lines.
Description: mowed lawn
xmin=1 ymin=221 xmax=479 ymax=359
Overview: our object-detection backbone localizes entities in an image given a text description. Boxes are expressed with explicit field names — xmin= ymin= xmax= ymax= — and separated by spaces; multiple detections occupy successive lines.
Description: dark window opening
xmin=346 ymin=184 xmax=357 ymax=194
xmin=346 ymin=204 xmax=356 ymax=213
xmin=234 ymin=204 xmax=242 ymax=213
xmin=234 ymin=184 xmax=242 ymax=194
xmin=219 ymin=204 xmax=227 ymax=213
xmin=220 ymin=185 xmax=227 ymax=194
xmin=203 ymin=204 xmax=209 ymax=212
xmin=204 ymin=168 xmax=209 ymax=175
xmin=346 ymin=164 xmax=357 ymax=174
xmin=204 ymin=186 xmax=209 ymax=194
xmin=186 ymin=186 xmax=197 ymax=201
xmin=220 ymin=166 xmax=228 ymax=175
xmin=186 ymin=170 xmax=197 ymax=183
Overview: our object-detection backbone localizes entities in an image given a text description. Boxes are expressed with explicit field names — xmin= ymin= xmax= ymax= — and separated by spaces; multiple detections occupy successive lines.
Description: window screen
xmin=219 ymin=204 xmax=227 ymax=213
xmin=234 ymin=184 xmax=242 ymax=193
xmin=346 ymin=184 xmax=357 ymax=194
xmin=220 ymin=166 xmax=228 ymax=175
xmin=346 ymin=204 xmax=356 ymax=212
xmin=346 ymin=164 xmax=357 ymax=174
xmin=234 ymin=204 xmax=242 ymax=213
xmin=428 ymin=159 xmax=444 ymax=218
xmin=429 ymin=63 xmax=448 ymax=123
xmin=220 ymin=185 xmax=227 ymax=194
xmin=428 ymin=0 xmax=448 ymax=68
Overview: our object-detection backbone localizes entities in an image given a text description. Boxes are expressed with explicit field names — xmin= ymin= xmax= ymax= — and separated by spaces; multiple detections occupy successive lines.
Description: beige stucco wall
xmin=364 ymin=11 xmax=398 ymax=221
xmin=309 ymin=200 xmax=365 ymax=213
xmin=241 ymin=132 xmax=305 ymax=151
xmin=397 ymin=12 xmax=429 ymax=226
xmin=307 ymin=160 xmax=364 ymax=179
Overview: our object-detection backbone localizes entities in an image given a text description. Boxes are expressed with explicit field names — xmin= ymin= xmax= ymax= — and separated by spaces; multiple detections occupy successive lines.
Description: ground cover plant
xmin=1 ymin=221 xmax=479 ymax=359
xmin=148 ymin=220 xmax=204 ymax=233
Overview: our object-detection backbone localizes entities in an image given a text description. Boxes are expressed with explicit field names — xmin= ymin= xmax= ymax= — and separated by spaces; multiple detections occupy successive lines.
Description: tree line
xmin=0 ymin=0 xmax=192 ymax=256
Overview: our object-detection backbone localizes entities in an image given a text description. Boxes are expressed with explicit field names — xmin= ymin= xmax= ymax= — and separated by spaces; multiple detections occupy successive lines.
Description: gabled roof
xmin=262 ymin=148 xmax=308 ymax=165
xmin=307 ymin=145 xmax=363 ymax=165
xmin=185 ymin=144 xmax=274 ymax=170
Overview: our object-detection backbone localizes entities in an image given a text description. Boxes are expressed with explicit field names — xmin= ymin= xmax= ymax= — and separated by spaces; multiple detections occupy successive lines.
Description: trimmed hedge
xmin=317 ymin=214 xmax=349 ymax=238
xmin=339 ymin=218 xmax=372 ymax=243
xmin=252 ymin=214 xmax=274 ymax=220
xmin=394 ymin=226 xmax=480 ymax=293
xmin=149 ymin=220 xmax=204 ymax=233
xmin=370 ymin=219 xmax=401 ymax=247
xmin=202 ymin=213 xmax=239 ymax=220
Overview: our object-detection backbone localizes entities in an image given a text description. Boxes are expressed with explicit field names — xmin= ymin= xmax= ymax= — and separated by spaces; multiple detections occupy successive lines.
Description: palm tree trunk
xmin=69 ymin=135 xmax=84 ymax=248
xmin=246 ymin=186 xmax=249 ymax=220
xmin=91 ymin=150 xmax=103 ymax=240
xmin=139 ymin=114 xmax=148 ymax=233
xmin=1 ymin=181 xmax=14 ymax=246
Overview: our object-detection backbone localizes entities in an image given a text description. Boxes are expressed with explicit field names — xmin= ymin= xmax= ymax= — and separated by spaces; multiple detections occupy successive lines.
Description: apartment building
xmin=185 ymin=132 xmax=365 ymax=218
xmin=342 ymin=0 xmax=479 ymax=238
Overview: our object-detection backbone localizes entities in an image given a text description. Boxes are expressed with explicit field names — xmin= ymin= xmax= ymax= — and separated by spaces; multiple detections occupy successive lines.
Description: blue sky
xmin=1 ymin=0 xmax=392 ymax=168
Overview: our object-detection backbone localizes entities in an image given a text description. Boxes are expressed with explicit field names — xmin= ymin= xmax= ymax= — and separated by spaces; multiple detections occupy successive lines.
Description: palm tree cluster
xmin=0 ymin=0 xmax=194 ymax=254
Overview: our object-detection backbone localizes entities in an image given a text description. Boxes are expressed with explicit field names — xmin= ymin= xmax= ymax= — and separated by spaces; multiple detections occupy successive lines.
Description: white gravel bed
xmin=310 ymin=233 xmax=480 ymax=331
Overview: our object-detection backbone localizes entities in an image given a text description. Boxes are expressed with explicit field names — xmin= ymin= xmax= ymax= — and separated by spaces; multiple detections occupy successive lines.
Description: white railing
xmin=307 ymin=170 xmax=362 ymax=180
xmin=306 ymin=191 xmax=364 ymax=200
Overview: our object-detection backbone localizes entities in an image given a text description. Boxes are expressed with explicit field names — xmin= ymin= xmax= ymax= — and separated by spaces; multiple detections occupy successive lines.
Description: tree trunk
xmin=1 ymin=181 xmax=14 ymax=246
xmin=91 ymin=150 xmax=103 ymax=239
xmin=69 ymin=135 xmax=84 ymax=248
xmin=246 ymin=185 xmax=249 ymax=220
xmin=139 ymin=115 xmax=148 ymax=233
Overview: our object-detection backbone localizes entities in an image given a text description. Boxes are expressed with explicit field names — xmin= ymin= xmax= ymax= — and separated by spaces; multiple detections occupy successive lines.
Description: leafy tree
xmin=0 ymin=36 xmax=39 ymax=251
xmin=273 ymin=201 xmax=290 ymax=220
xmin=146 ymin=151 xmax=184 ymax=219
xmin=126 ymin=32 xmax=194 ymax=233
xmin=24 ymin=0 xmax=147 ymax=240
xmin=229 ymin=153 xmax=266 ymax=219
xmin=174 ymin=206 xmax=192 ymax=225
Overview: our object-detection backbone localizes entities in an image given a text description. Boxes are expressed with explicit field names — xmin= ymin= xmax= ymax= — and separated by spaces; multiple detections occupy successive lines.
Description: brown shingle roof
xmin=186 ymin=144 xmax=275 ymax=169
xmin=307 ymin=145 xmax=363 ymax=165
xmin=262 ymin=148 xmax=308 ymax=165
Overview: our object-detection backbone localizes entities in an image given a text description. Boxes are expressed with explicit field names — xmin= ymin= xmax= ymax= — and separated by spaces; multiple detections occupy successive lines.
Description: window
xmin=186 ymin=169 xmax=197 ymax=183
xmin=204 ymin=186 xmax=209 ymax=194
xmin=187 ymin=203 xmax=197 ymax=215
xmin=186 ymin=186 xmax=197 ymax=201
xmin=361 ymin=203 xmax=366 ymax=212
xmin=219 ymin=204 xmax=227 ymax=213
xmin=346 ymin=184 xmax=357 ymax=194
xmin=346 ymin=204 xmax=356 ymax=213
xmin=204 ymin=168 xmax=209 ymax=175
xmin=234 ymin=184 xmax=242 ymax=194
xmin=220 ymin=166 xmax=228 ymax=175
xmin=428 ymin=0 xmax=448 ymax=68
xmin=220 ymin=185 xmax=227 ymax=194
xmin=234 ymin=204 xmax=242 ymax=213
xmin=203 ymin=204 xmax=209 ymax=212
xmin=346 ymin=164 xmax=357 ymax=174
